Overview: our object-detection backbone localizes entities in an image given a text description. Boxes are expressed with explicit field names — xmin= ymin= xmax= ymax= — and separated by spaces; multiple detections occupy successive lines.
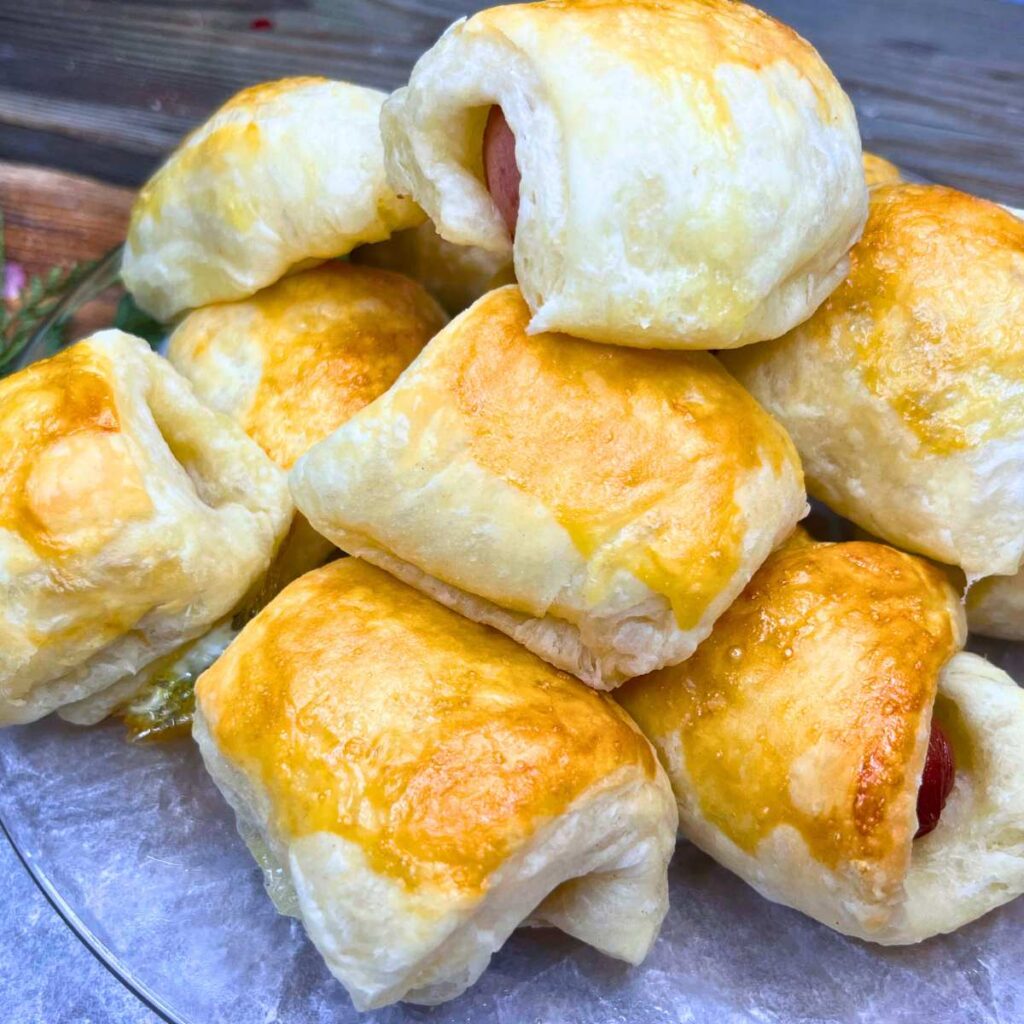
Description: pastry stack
xmin=2 ymin=0 xmax=1023 ymax=1012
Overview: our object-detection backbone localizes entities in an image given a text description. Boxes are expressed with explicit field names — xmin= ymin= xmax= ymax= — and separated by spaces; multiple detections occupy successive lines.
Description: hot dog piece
xmin=614 ymin=535 xmax=1024 ymax=944
xmin=482 ymin=106 xmax=520 ymax=240
xmin=915 ymin=723 xmax=956 ymax=839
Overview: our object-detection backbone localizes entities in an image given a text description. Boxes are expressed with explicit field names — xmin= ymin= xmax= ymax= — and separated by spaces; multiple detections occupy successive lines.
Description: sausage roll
xmin=967 ymin=570 xmax=1024 ymax=641
xmin=193 ymin=558 xmax=676 ymax=1010
xmin=618 ymin=536 xmax=1024 ymax=944
xmin=0 ymin=331 xmax=291 ymax=727
xmin=354 ymin=221 xmax=514 ymax=314
xmin=722 ymin=185 xmax=1024 ymax=577
xmin=122 ymin=77 xmax=424 ymax=322
xmin=290 ymin=286 xmax=806 ymax=689
xmin=381 ymin=0 xmax=866 ymax=350
xmin=862 ymin=151 xmax=902 ymax=187
xmin=167 ymin=262 xmax=447 ymax=579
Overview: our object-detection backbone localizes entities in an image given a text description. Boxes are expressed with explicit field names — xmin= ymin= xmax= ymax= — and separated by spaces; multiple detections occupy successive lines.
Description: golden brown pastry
xmin=290 ymin=285 xmax=806 ymax=689
xmin=618 ymin=536 xmax=1024 ymax=944
xmin=122 ymin=78 xmax=424 ymax=322
xmin=862 ymin=150 xmax=903 ymax=187
xmin=722 ymin=184 xmax=1024 ymax=578
xmin=381 ymin=0 xmax=866 ymax=350
xmin=0 ymin=331 xmax=291 ymax=727
xmin=194 ymin=558 xmax=677 ymax=1009
xmin=354 ymin=221 xmax=514 ymax=314
xmin=166 ymin=262 xmax=446 ymax=470
xmin=167 ymin=262 xmax=447 ymax=586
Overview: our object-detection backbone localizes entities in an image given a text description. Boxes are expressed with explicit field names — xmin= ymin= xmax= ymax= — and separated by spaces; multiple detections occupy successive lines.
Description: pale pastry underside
xmin=290 ymin=441 xmax=806 ymax=689
xmin=967 ymin=567 xmax=1024 ymax=642
xmin=324 ymin=517 xmax=794 ymax=690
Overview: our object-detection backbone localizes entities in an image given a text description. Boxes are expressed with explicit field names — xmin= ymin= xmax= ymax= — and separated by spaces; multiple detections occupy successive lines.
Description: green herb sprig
xmin=0 ymin=210 xmax=102 ymax=374
xmin=0 ymin=214 xmax=165 ymax=374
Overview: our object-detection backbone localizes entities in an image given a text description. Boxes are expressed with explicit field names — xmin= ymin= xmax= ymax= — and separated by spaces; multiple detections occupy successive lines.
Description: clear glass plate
xmin=2 ymin=645 xmax=1023 ymax=1024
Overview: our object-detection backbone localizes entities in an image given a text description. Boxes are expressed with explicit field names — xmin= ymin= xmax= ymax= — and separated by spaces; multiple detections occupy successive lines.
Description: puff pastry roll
xmin=381 ymin=0 xmax=866 ymax=350
xmin=967 ymin=570 xmax=1024 ymax=641
xmin=618 ymin=536 xmax=1024 ymax=944
xmin=354 ymin=221 xmax=514 ymax=314
xmin=167 ymin=263 xmax=447 ymax=579
xmin=193 ymin=558 xmax=676 ymax=1010
xmin=862 ymin=151 xmax=902 ymax=187
xmin=0 ymin=331 xmax=291 ymax=727
xmin=290 ymin=286 xmax=806 ymax=689
xmin=722 ymin=184 xmax=1024 ymax=578
xmin=122 ymin=77 xmax=424 ymax=322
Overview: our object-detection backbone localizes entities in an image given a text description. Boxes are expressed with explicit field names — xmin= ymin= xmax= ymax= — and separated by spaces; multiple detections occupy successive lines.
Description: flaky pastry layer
xmin=0 ymin=331 xmax=291 ymax=725
xmin=290 ymin=286 xmax=806 ymax=689
xmin=618 ymin=538 xmax=1024 ymax=942
xmin=123 ymin=77 xmax=424 ymax=321
xmin=194 ymin=559 xmax=676 ymax=1008
xmin=723 ymin=185 xmax=1024 ymax=576
xmin=382 ymin=0 xmax=866 ymax=349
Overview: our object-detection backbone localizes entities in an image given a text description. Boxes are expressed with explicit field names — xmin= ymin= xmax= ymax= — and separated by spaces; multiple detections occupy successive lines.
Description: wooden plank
xmin=0 ymin=160 xmax=133 ymax=335
xmin=0 ymin=0 xmax=1021 ymax=203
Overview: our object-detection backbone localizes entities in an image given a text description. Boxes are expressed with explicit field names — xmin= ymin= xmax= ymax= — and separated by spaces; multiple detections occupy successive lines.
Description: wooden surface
xmin=0 ymin=161 xmax=132 ymax=333
xmin=0 ymin=0 xmax=1022 ymax=205
xmin=0 ymin=162 xmax=130 ymax=274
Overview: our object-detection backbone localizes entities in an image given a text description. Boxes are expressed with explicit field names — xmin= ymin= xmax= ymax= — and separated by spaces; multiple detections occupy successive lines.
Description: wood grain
xmin=0 ymin=0 xmax=1021 ymax=204
xmin=0 ymin=160 xmax=133 ymax=334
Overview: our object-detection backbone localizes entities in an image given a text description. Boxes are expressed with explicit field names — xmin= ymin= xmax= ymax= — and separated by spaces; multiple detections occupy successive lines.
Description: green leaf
xmin=113 ymin=292 xmax=166 ymax=348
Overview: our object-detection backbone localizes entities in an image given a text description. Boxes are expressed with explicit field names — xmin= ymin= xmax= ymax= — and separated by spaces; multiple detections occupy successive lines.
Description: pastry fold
xmin=122 ymin=77 xmax=424 ymax=322
xmin=193 ymin=558 xmax=677 ymax=1010
xmin=722 ymin=184 xmax=1024 ymax=577
xmin=290 ymin=286 xmax=806 ymax=689
xmin=0 ymin=331 xmax=291 ymax=726
xmin=967 ymin=569 xmax=1024 ymax=641
xmin=618 ymin=536 xmax=1024 ymax=943
xmin=381 ymin=0 xmax=866 ymax=349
